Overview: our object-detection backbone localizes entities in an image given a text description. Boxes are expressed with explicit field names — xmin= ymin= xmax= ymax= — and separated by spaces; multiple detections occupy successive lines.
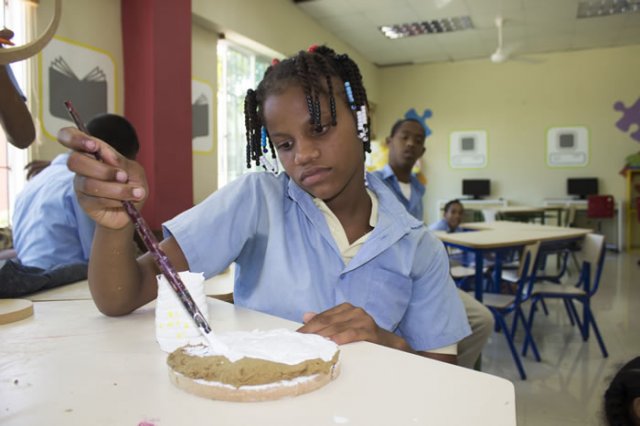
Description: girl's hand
xmin=297 ymin=302 xmax=412 ymax=352
xmin=58 ymin=127 xmax=148 ymax=230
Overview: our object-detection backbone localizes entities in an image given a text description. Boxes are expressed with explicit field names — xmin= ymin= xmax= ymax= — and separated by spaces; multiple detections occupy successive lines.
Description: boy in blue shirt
xmin=0 ymin=114 xmax=139 ymax=298
xmin=58 ymin=46 xmax=469 ymax=363
xmin=375 ymin=118 xmax=493 ymax=369
xmin=429 ymin=199 xmax=465 ymax=233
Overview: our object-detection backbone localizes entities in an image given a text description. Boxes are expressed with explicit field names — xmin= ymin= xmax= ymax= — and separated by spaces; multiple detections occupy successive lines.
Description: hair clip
xmin=259 ymin=155 xmax=279 ymax=175
xmin=261 ymin=127 xmax=269 ymax=153
xmin=344 ymin=81 xmax=356 ymax=111
xmin=356 ymin=104 xmax=369 ymax=143
xmin=307 ymin=44 xmax=318 ymax=53
xmin=271 ymin=58 xmax=280 ymax=66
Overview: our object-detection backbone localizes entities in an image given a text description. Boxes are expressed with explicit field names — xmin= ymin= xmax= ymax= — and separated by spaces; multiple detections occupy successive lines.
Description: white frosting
xmin=192 ymin=372 xmax=319 ymax=390
xmin=156 ymin=271 xmax=211 ymax=353
xmin=183 ymin=329 xmax=339 ymax=364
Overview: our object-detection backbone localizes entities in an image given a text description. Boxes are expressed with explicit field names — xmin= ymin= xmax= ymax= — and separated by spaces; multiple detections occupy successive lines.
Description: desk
xmin=436 ymin=222 xmax=591 ymax=301
xmin=435 ymin=198 xmax=507 ymax=223
xmin=492 ymin=206 xmax=547 ymax=224
xmin=543 ymin=199 xmax=624 ymax=251
xmin=25 ymin=267 xmax=235 ymax=302
xmin=0 ymin=299 xmax=516 ymax=425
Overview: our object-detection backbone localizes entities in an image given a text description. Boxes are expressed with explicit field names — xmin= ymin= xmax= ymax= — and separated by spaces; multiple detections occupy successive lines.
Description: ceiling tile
xmin=293 ymin=0 xmax=640 ymax=66
xmin=364 ymin=5 xmax=421 ymax=26
xmin=406 ymin=0 xmax=472 ymax=18
xmin=296 ymin=0 xmax=359 ymax=19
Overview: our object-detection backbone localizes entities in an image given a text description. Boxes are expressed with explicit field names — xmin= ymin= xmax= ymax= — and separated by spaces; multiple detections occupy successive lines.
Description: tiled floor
xmin=481 ymin=251 xmax=640 ymax=425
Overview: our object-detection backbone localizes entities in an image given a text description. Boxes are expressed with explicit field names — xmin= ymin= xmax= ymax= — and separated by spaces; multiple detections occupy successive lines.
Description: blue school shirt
xmin=12 ymin=153 xmax=95 ymax=269
xmin=429 ymin=218 xmax=460 ymax=233
xmin=163 ymin=172 xmax=470 ymax=352
xmin=372 ymin=164 xmax=425 ymax=221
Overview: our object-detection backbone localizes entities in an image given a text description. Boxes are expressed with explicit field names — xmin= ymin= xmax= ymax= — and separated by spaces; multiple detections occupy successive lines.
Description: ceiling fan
xmin=490 ymin=16 xmax=541 ymax=64
xmin=490 ymin=16 xmax=509 ymax=63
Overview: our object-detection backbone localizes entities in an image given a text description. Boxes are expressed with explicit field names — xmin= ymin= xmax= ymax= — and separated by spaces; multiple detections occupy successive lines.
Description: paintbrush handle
xmin=64 ymin=101 xmax=213 ymax=337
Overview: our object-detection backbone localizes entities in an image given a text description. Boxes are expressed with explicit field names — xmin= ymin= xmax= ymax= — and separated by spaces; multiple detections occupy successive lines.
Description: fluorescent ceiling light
xmin=379 ymin=16 xmax=474 ymax=39
xmin=577 ymin=0 xmax=640 ymax=18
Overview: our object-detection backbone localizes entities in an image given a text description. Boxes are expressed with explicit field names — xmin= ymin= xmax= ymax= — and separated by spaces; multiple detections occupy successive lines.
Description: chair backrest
xmin=515 ymin=241 xmax=541 ymax=303
xmin=577 ymin=233 xmax=606 ymax=296
xmin=482 ymin=209 xmax=497 ymax=222
xmin=587 ymin=195 xmax=615 ymax=219
xmin=564 ymin=204 xmax=577 ymax=227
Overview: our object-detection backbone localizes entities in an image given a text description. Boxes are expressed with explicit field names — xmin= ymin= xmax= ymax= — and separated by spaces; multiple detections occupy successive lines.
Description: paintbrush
xmin=64 ymin=101 xmax=223 ymax=350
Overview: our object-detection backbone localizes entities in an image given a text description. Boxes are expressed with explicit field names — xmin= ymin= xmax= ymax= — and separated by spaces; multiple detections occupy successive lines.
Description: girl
xmin=58 ymin=45 xmax=469 ymax=363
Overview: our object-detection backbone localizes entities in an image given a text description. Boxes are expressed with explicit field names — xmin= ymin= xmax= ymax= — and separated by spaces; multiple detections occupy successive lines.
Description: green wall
xmin=378 ymin=45 xmax=640 ymax=224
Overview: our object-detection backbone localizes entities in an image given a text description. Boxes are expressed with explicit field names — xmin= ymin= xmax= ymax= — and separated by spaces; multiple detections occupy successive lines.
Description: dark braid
xmin=303 ymin=54 xmax=325 ymax=132
xmin=314 ymin=54 xmax=338 ymax=126
xmin=244 ymin=45 xmax=371 ymax=170
xmin=294 ymin=54 xmax=317 ymax=129
xmin=244 ymin=89 xmax=261 ymax=168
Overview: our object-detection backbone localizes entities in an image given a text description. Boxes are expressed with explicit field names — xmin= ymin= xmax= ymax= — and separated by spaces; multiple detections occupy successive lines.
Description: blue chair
xmin=482 ymin=241 xmax=542 ymax=380
xmin=524 ymin=233 xmax=608 ymax=358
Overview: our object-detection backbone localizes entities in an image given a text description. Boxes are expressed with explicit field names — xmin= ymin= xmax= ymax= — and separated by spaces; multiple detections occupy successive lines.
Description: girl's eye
xmin=275 ymin=140 xmax=292 ymax=151
xmin=312 ymin=124 xmax=330 ymax=136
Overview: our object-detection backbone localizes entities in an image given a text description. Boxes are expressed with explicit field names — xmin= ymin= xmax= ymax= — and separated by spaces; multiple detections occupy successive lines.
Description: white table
xmin=0 ymin=299 xmax=516 ymax=425
xmin=25 ymin=267 xmax=235 ymax=302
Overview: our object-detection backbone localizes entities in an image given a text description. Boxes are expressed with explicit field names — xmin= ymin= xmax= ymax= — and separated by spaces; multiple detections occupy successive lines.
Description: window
xmin=1 ymin=1 xmax=30 ymax=227
xmin=216 ymin=40 xmax=271 ymax=188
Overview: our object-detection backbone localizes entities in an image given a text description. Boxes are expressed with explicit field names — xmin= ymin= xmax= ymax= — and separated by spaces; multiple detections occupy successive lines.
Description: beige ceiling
xmin=295 ymin=0 xmax=640 ymax=66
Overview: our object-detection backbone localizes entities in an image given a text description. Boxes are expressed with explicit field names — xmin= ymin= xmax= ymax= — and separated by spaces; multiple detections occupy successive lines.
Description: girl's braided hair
xmin=244 ymin=45 xmax=370 ymax=169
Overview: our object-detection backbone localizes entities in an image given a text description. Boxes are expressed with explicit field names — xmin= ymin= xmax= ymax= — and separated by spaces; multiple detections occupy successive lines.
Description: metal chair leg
xmin=494 ymin=311 xmax=527 ymax=380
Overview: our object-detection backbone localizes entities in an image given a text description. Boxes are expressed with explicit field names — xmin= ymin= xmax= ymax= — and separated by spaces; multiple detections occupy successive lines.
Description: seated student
xmin=430 ymin=199 xmax=464 ymax=233
xmin=0 ymin=114 xmax=139 ymax=298
xmin=373 ymin=118 xmax=493 ymax=369
xmin=604 ymin=356 xmax=640 ymax=426
xmin=58 ymin=45 xmax=470 ymax=364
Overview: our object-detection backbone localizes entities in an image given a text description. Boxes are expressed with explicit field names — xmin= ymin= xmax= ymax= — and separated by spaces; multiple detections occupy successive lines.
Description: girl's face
xmin=262 ymin=82 xmax=365 ymax=203
xmin=445 ymin=203 xmax=464 ymax=229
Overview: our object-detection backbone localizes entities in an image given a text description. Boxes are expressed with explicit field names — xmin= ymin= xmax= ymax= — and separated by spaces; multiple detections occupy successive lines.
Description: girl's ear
xmin=385 ymin=136 xmax=392 ymax=145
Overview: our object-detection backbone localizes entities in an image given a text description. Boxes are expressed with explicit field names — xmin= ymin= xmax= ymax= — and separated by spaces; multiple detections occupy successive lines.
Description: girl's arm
xmin=58 ymin=127 xmax=189 ymax=315
xmin=298 ymin=303 xmax=458 ymax=365
xmin=88 ymin=227 xmax=189 ymax=316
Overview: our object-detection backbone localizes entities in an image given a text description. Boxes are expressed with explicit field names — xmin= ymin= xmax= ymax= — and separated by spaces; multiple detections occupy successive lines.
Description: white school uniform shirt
xmin=163 ymin=172 xmax=470 ymax=352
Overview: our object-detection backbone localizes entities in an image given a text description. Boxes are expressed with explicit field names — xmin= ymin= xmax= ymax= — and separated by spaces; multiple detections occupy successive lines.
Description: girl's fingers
xmin=74 ymin=175 xmax=146 ymax=203
xmin=68 ymin=151 xmax=127 ymax=183
xmin=76 ymin=192 xmax=128 ymax=211
xmin=58 ymin=127 xmax=123 ymax=168
xmin=302 ymin=312 xmax=317 ymax=323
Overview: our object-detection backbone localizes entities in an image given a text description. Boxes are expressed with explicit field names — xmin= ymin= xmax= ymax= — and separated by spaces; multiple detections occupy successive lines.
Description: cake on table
xmin=167 ymin=328 xmax=340 ymax=402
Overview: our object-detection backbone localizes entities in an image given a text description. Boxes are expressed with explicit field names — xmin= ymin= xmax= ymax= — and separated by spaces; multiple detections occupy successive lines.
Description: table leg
xmin=492 ymin=250 xmax=504 ymax=293
xmin=475 ymin=250 xmax=484 ymax=302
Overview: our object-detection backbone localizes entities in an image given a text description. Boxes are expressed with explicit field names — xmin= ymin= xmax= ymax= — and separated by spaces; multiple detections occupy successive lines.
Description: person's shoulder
xmin=210 ymin=172 xmax=289 ymax=207
xmin=369 ymin=175 xmax=423 ymax=228
xmin=428 ymin=219 xmax=447 ymax=231
xmin=225 ymin=171 xmax=287 ymax=190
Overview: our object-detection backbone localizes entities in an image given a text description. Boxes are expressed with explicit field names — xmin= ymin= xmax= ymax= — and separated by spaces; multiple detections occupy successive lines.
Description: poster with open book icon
xmin=40 ymin=37 xmax=115 ymax=140
xmin=192 ymin=79 xmax=213 ymax=152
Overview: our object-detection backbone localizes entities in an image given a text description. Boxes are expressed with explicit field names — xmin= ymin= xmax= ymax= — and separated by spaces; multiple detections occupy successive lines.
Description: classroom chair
xmin=587 ymin=195 xmax=615 ymax=235
xmin=524 ymin=233 xmax=608 ymax=358
xmin=537 ymin=204 xmax=581 ymax=284
xmin=482 ymin=209 xmax=497 ymax=222
xmin=482 ymin=241 xmax=542 ymax=380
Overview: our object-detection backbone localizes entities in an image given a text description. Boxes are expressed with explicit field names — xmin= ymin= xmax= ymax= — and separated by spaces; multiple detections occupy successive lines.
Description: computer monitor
xmin=462 ymin=179 xmax=490 ymax=199
xmin=567 ymin=177 xmax=598 ymax=199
